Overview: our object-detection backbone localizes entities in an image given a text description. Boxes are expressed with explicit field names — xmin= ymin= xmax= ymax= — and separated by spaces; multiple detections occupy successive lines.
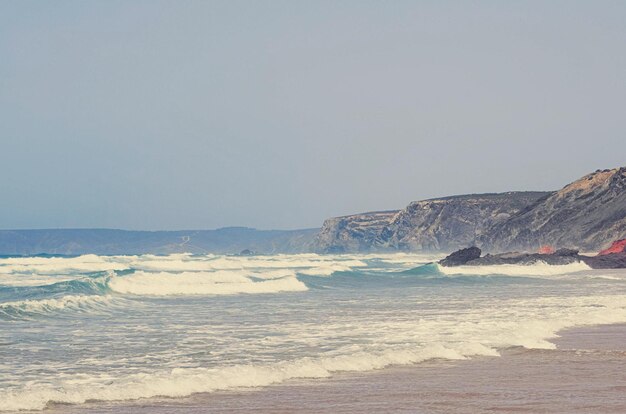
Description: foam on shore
xmin=2 ymin=293 xmax=625 ymax=411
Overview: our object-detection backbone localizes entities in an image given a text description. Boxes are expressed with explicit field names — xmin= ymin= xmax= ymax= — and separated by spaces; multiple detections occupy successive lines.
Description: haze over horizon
xmin=1 ymin=1 xmax=625 ymax=231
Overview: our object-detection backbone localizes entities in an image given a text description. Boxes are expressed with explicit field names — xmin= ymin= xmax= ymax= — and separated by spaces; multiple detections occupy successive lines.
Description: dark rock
xmin=583 ymin=252 xmax=626 ymax=269
xmin=553 ymin=248 xmax=579 ymax=257
xmin=474 ymin=250 xmax=626 ymax=269
xmin=466 ymin=252 xmax=580 ymax=266
xmin=440 ymin=247 xmax=584 ymax=267
xmin=239 ymin=249 xmax=255 ymax=256
xmin=439 ymin=246 xmax=482 ymax=266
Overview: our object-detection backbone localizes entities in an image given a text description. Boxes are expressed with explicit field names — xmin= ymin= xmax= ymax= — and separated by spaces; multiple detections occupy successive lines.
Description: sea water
xmin=1 ymin=253 xmax=625 ymax=411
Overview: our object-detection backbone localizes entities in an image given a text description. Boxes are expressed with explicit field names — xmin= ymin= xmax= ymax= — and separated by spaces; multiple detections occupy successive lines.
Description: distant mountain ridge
xmin=314 ymin=167 xmax=626 ymax=253
xmin=0 ymin=227 xmax=317 ymax=256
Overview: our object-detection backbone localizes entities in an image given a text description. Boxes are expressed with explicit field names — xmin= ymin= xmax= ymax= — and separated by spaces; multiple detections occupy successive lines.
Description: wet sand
xmin=52 ymin=324 xmax=626 ymax=414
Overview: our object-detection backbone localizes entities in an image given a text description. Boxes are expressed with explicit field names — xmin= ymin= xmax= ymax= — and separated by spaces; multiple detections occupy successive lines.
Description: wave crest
xmin=436 ymin=261 xmax=591 ymax=277
xmin=0 ymin=295 xmax=114 ymax=319
xmin=107 ymin=270 xmax=308 ymax=296
xmin=0 ymin=342 xmax=497 ymax=411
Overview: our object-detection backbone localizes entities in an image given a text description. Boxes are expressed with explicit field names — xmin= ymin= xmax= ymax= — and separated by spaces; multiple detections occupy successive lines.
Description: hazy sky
xmin=1 ymin=1 xmax=625 ymax=230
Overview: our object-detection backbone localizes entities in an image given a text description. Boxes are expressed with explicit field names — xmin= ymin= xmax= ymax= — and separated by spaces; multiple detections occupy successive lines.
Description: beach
xmin=48 ymin=323 xmax=626 ymax=414
xmin=3 ymin=1 xmax=626 ymax=412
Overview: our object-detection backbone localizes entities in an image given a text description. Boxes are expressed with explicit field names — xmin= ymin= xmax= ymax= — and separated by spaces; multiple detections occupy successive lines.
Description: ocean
xmin=1 ymin=253 xmax=625 ymax=412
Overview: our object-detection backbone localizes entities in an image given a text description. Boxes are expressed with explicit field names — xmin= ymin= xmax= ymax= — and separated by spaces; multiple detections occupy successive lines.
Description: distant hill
xmin=0 ymin=227 xmax=318 ymax=256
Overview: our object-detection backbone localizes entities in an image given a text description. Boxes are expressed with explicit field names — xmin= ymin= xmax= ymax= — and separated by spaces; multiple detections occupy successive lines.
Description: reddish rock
xmin=598 ymin=239 xmax=626 ymax=256
xmin=538 ymin=245 xmax=555 ymax=254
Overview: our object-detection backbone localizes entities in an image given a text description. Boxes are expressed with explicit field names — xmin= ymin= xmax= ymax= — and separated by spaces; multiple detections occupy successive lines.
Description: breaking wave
xmin=436 ymin=261 xmax=591 ymax=277
xmin=297 ymin=264 xmax=355 ymax=276
xmin=0 ymin=254 xmax=129 ymax=275
xmin=403 ymin=261 xmax=593 ymax=279
xmin=107 ymin=270 xmax=308 ymax=296
xmin=131 ymin=257 xmax=367 ymax=272
xmin=0 ymin=342 xmax=497 ymax=411
xmin=0 ymin=294 xmax=115 ymax=319
xmin=3 ymin=292 xmax=626 ymax=411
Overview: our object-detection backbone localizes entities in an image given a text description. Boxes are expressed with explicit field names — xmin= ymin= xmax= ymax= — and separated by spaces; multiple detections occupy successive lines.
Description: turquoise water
xmin=1 ymin=253 xmax=626 ymax=411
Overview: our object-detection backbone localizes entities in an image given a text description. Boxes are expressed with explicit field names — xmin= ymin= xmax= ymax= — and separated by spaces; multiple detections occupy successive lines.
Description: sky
xmin=1 ymin=1 xmax=625 ymax=230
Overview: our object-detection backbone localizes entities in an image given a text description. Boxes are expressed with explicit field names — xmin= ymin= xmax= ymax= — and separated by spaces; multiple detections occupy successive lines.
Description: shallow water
xmin=55 ymin=326 xmax=625 ymax=414
xmin=1 ymin=253 xmax=625 ymax=412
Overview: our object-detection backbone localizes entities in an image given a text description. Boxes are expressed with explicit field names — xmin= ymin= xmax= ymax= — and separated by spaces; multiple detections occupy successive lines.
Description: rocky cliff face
xmin=314 ymin=192 xmax=549 ymax=253
xmin=482 ymin=168 xmax=626 ymax=252
xmin=381 ymin=192 xmax=550 ymax=251
xmin=314 ymin=211 xmax=399 ymax=253
xmin=314 ymin=167 xmax=626 ymax=254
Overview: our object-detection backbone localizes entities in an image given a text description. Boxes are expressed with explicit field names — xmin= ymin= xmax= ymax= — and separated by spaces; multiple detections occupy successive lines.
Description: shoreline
xmin=49 ymin=323 xmax=626 ymax=414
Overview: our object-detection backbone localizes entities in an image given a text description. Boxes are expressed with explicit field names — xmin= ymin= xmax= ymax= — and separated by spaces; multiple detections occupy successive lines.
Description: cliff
xmin=314 ymin=210 xmax=399 ymax=253
xmin=314 ymin=167 xmax=626 ymax=254
xmin=482 ymin=168 xmax=626 ymax=252
xmin=314 ymin=192 xmax=549 ymax=253
xmin=380 ymin=192 xmax=550 ymax=251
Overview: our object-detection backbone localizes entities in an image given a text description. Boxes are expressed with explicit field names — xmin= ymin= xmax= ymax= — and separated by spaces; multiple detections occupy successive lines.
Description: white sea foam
xmin=437 ymin=261 xmax=591 ymax=277
xmin=3 ymin=293 xmax=625 ymax=411
xmin=0 ymin=254 xmax=105 ymax=265
xmin=248 ymin=269 xmax=299 ymax=279
xmin=378 ymin=253 xmax=445 ymax=264
xmin=0 ymin=274 xmax=77 ymax=287
xmin=297 ymin=264 xmax=354 ymax=276
xmin=0 ymin=342 xmax=496 ymax=411
xmin=107 ymin=270 xmax=307 ymax=296
xmin=0 ymin=295 xmax=113 ymax=315
xmin=588 ymin=275 xmax=625 ymax=281
xmin=130 ymin=255 xmax=367 ymax=272
xmin=0 ymin=254 xmax=129 ymax=275
xmin=0 ymin=254 xmax=372 ymax=282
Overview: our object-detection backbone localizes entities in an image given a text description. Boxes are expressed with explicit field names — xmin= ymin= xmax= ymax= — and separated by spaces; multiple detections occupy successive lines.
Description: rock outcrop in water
xmin=314 ymin=167 xmax=626 ymax=253
xmin=439 ymin=246 xmax=482 ymax=266
xmin=584 ymin=238 xmax=626 ymax=269
xmin=439 ymin=247 xmax=583 ymax=267
xmin=314 ymin=192 xmax=550 ymax=253
xmin=439 ymin=243 xmax=626 ymax=269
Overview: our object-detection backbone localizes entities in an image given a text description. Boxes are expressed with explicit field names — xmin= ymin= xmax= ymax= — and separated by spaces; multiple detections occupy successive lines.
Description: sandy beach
xmin=49 ymin=323 xmax=626 ymax=414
